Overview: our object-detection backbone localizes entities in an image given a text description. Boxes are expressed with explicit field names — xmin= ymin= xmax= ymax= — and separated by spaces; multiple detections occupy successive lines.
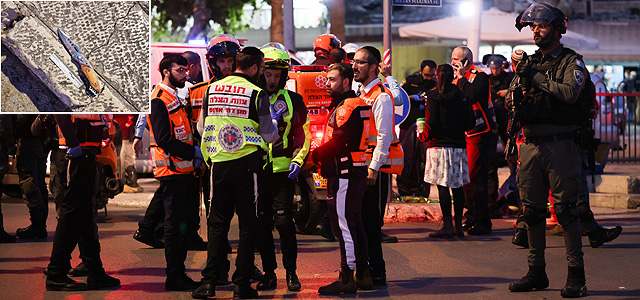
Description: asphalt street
xmin=0 ymin=193 xmax=639 ymax=299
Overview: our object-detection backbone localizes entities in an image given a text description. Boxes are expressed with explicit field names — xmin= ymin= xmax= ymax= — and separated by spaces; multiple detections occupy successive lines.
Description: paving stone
xmin=1 ymin=1 xmax=149 ymax=112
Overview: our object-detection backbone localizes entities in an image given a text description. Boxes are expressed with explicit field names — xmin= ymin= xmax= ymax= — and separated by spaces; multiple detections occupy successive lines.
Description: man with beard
xmin=192 ymin=47 xmax=280 ymax=299
xmin=352 ymin=46 xmax=404 ymax=286
xmin=148 ymin=54 xmax=205 ymax=291
xmin=254 ymin=44 xmax=308 ymax=292
xmin=396 ymin=60 xmax=437 ymax=198
xmin=507 ymin=3 xmax=590 ymax=298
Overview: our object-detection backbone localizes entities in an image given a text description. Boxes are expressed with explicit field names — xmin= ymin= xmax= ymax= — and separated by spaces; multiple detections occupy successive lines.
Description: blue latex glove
xmin=419 ymin=104 xmax=425 ymax=111
xmin=411 ymin=94 xmax=425 ymax=103
xmin=67 ymin=145 xmax=82 ymax=158
xmin=288 ymin=163 xmax=301 ymax=180
xmin=194 ymin=146 xmax=204 ymax=169
xmin=270 ymin=104 xmax=285 ymax=122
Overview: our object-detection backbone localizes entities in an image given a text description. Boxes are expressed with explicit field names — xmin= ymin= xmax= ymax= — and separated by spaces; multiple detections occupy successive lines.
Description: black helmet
xmin=206 ymin=34 xmax=241 ymax=79
xmin=516 ymin=3 xmax=567 ymax=34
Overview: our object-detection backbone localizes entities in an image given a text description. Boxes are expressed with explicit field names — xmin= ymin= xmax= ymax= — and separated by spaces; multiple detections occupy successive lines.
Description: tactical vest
xmin=360 ymin=82 xmax=404 ymax=175
xmin=269 ymin=89 xmax=311 ymax=173
xmin=148 ymin=85 xmax=195 ymax=178
xmin=58 ymin=114 xmax=107 ymax=148
xmin=457 ymin=65 xmax=497 ymax=137
xmin=188 ymin=79 xmax=214 ymax=123
xmin=201 ymin=75 xmax=268 ymax=163
xmin=522 ymin=48 xmax=587 ymax=126
xmin=315 ymin=97 xmax=371 ymax=177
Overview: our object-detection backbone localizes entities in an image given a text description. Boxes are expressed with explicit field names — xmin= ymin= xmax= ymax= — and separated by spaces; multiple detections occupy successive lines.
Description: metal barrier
xmin=594 ymin=80 xmax=640 ymax=163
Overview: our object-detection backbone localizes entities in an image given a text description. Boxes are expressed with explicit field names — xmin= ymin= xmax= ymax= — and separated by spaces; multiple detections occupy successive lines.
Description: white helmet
xmin=342 ymin=43 xmax=361 ymax=54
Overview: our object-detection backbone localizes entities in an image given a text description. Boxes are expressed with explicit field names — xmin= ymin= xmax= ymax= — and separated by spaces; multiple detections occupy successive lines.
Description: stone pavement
xmin=1 ymin=1 xmax=149 ymax=112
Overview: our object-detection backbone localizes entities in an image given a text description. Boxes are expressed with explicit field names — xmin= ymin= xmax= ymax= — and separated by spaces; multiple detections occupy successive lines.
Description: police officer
xmin=314 ymin=63 xmax=372 ymax=295
xmin=396 ymin=60 xmax=437 ymax=198
xmin=148 ymin=54 xmax=203 ymax=291
xmin=45 ymin=114 xmax=120 ymax=291
xmin=485 ymin=55 xmax=514 ymax=217
xmin=192 ymin=46 xmax=280 ymax=299
xmin=451 ymin=46 xmax=497 ymax=235
xmin=13 ymin=114 xmax=49 ymax=239
xmin=352 ymin=46 xmax=404 ymax=286
xmin=508 ymin=3 xmax=589 ymax=298
xmin=254 ymin=44 xmax=309 ymax=292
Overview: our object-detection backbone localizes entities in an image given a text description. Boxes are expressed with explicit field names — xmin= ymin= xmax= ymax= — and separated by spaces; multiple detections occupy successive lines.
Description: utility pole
xmin=283 ymin=0 xmax=295 ymax=51
xmin=383 ymin=0 xmax=392 ymax=71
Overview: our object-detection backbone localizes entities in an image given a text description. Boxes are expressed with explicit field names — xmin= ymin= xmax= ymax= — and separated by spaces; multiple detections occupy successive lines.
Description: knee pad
xmin=554 ymin=203 xmax=579 ymax=227
xmin=523 ymin=205 xmax=546 ymax=227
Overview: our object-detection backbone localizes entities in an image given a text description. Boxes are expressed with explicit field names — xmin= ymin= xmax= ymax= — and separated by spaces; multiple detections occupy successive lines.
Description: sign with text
xmin=392 ymin=0 xmax=441 ymax=7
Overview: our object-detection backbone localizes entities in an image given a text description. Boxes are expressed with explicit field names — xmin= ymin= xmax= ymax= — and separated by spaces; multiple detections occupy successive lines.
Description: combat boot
xmin=561 ymin=266 xmax=587 ymax=298
xmin=588 ymin=226 xmax=622 ymax=248
xmin=318 ymin=269 xmax=356 ymax=295
xmin=16 ymin=224 xmax=47 ymax=239
xmin=546 ymin=224 xmax=564 ymax=236
xmin=509 ymin=265 xmax=549 ymax=292
xmin=0 ymin=230 xmax=16 ymax=243
xmin=511 ymin=228 xmax=529 ymax=248
xmin=355 ymin=266 xmax=373 ymax=290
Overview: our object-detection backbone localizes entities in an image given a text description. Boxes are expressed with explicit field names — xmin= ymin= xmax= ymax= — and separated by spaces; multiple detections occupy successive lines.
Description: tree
xmin=270 ymin=0 xmax=283 ymax=44
xmin=329 ymin=0 xmax=345 ymax=43
xmin=152 ymin=0 xmax=258 ymax=42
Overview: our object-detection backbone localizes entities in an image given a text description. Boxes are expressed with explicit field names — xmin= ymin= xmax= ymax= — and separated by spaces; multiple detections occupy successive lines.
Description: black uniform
xmin=13 ymin=115 xmax=49 ymax=238
xmin=46 ymin=115 xmax=118 ymax=290
xmin=518 ymin=45 xmax=586 ymax=269
xmin=397 ymin=73 xmax=436 ymax=196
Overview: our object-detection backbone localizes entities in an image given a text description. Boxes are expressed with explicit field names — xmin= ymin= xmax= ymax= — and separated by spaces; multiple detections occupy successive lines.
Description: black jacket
xmin=422 ymin=84 xmax=470 ymax=149
xmin=400 ymin=73 xmax=437 ymax=130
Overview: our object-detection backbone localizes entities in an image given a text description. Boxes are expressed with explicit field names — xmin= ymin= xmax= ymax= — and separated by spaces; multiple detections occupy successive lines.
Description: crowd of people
xmin=0 ymin=3 xmax=626 ymax=299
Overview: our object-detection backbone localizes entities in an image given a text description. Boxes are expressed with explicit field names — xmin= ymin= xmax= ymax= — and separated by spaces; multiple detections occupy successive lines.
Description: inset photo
xmin=1 ymin=0 xmax=150 ymax=112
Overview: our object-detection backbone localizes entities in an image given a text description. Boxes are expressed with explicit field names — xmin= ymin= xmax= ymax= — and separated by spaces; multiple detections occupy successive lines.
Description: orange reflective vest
xmin=360 ymin=83 xmax=404 ymax=175
xmin=148 ymin=85 xmax=195 ymax=178
xmin=325 ymin=97 xmax=370 ymax=167
xmin=187 ymin=79 xmax=214 ymax=123
xmin=58 ymin=114 xmax=106 ymax=148
xmin=455 ymin=65 xmax=497 ymax=137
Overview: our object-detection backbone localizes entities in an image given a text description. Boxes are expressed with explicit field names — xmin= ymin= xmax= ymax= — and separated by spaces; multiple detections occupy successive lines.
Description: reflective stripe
xmin=173 ymin=160 xmax=193 ymax=169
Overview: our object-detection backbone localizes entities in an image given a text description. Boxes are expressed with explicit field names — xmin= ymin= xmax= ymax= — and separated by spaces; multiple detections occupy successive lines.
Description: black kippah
xmin=361 ymin=46 xmax=381 ymax=64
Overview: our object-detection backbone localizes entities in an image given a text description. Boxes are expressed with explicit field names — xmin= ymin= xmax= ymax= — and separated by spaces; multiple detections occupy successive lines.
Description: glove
xmin=270 ymin=104 xmax=285 ymax=122
xmin=288 ymin=163 xmax=301 ymax=180
xmin=410 ymin=94 xmax=424 ymax=103
xmin=67 ymin=145 xmax=82 ymax=158
xmin=193 ymin=146 xmax=204 ymax=169
xmin=516 ymin=60 xmax=534 ymax=77
xmin=419 ymin=104 xmax=425 ymax=111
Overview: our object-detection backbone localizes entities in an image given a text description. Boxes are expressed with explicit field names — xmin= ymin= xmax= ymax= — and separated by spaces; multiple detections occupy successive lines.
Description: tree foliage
xmin=152 ymin=0 xmax=259 ymax=42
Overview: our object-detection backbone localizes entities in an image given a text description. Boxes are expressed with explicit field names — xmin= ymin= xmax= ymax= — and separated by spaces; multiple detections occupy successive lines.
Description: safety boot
xmin=318 ymin=269 xmax=356 ymax=295
xmin=355 ymin=266 xmax=373 ymax=290
xmin=286 ymin=271 xmax=301 ymax=291
xmin=561 ymin=266 xmax=587 ymax=298
xmin=509 ymin=265 xmax=549 ymax=292
xmin=16 ymin=224 xmax=47 ymax=239
xmin=588 ymin=226 xmax=622 ymax=248
xmin=511 ymin=228 xmax=529 ymax=248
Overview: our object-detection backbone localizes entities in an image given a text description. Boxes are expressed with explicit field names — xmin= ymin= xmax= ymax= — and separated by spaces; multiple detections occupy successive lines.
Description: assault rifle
xmin=505 ymin=77 xmax=524 ymax=160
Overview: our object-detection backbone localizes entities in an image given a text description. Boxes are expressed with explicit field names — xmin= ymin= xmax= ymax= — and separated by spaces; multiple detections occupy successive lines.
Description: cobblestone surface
xmin=1 ymin=1 xmax=149 ymax=112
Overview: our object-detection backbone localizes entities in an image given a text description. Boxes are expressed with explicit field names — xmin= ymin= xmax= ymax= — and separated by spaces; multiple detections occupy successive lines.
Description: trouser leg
xmin=327 ymin=177 xmax=367 ymax=271
xmin=362 ymin=173 xmax=385 ymax=277
xmin=48 ymin=150 xmax=103 ymax=277
xmin=271 ymin=172 xmax=297 ymax=272
xmin=162 ymin=176 xmax=194 ymax=278
xmin=138 ymin=185 xmax=165 ymax=239
xmin=17 ymin=138 xmax=48 ymax=227
xmin=257 ymin=168 xmax=277 ymax=273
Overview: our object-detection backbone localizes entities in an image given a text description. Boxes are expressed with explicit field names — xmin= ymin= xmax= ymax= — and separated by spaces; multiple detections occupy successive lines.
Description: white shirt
xmin=360 ymin=78 xmax=394 ymax=172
